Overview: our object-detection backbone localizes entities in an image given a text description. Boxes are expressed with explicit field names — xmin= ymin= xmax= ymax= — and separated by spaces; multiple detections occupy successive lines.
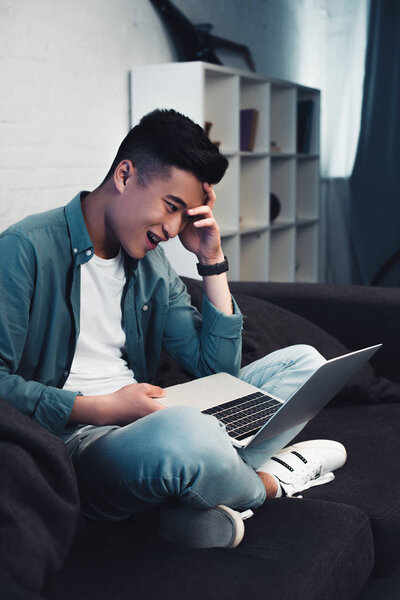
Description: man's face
xmin=106 ymin=165 xmax=205 ymax=259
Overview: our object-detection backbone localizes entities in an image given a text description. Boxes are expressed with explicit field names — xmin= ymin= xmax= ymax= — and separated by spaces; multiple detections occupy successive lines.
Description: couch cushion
xmin=0 ymin=399 xmax=79 ymax=595
xmin=45 ymin=498 xmax=373 ymax=600
xmin=292 ymin=402 xmax=400 ymax=576
xmin=155 ymin=279 xmax=400 ymax=406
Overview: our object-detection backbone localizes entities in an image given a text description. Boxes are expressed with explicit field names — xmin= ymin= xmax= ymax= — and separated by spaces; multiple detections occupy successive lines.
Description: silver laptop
xmin=161 ymin=345 xmax=381 ymax=448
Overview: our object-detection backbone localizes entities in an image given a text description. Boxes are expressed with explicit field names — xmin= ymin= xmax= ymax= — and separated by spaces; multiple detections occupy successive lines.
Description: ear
xmin=114 ymin=160 xmax=134 ymax=192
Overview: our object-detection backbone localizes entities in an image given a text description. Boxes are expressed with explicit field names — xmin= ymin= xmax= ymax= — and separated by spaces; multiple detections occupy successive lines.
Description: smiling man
xmin=0 ymin=109 xmax=346 ymax=549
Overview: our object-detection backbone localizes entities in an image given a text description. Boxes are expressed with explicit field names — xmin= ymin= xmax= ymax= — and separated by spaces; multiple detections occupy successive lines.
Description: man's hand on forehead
xmin=184 ymin=183 xmax=211 ymax=221
xmin=178 ymin=180 xmax=222 ymax=262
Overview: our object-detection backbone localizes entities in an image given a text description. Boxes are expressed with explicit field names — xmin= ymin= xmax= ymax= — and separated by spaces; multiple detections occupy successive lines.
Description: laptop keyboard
xmin=202 ymin=391 xmax=282 ymax=440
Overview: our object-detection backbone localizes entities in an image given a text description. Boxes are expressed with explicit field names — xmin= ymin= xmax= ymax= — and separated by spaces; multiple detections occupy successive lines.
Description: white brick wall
xmin=0 ymin=0 xmax=174 ymax=230
xmin=0 ymin=0 xmax=326 ymax=233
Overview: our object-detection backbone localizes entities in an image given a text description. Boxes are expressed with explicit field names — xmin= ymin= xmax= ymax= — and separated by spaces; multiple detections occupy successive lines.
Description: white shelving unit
xmin=130 ymin=62 xmax=321 ymax=283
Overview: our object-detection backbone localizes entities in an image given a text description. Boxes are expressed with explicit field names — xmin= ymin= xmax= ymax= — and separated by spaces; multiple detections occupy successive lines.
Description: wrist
xmin=95 ymin=394 xmax=113 ymax=426
xmin=69 ymin=393 xmax=110 ymax=426
xmin=197 ymin=255 xmax=229 ymax=277
xmin=196 ymin=251 xmax=225 ymax=266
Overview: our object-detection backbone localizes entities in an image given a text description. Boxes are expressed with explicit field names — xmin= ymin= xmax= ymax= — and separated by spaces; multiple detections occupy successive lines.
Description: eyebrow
xmin=164 ymin=195 xmax=187 ymax=208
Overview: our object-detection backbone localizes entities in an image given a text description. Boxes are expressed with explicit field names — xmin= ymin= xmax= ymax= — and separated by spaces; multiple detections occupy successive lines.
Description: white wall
xmin=0 ymin=0 xmax=327 ymax=233
xmin=173 ymin=0 xmax=327 ymax=88
xmin=0 ymin=0 xmax=174 ymax=230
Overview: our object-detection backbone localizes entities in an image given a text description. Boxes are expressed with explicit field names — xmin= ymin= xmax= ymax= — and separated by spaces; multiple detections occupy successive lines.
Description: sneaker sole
xmin=159 ymin=504 xmax=245 ymax=549
xmin=216 ymin=505 xmax=245 ymax=549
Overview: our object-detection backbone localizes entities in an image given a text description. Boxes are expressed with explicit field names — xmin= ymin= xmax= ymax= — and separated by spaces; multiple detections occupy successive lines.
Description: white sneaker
xmin=159 ymin=504 xmax=254 ymax=549
xmin=257 ymin=440 xmax=347 ymax=498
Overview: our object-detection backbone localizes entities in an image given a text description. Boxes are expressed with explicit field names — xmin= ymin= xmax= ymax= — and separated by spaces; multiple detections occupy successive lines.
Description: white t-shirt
xmin=63 ymin=249 xmax=137 ymax=396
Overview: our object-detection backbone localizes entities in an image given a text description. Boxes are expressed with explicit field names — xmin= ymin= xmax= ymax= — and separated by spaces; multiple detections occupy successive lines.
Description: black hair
xmin=103 ymin=109 xmax=229 ymax=186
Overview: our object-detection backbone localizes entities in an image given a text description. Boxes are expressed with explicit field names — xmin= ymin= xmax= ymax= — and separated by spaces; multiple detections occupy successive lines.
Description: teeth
xmin=147 ymin=231 xmax=159 ymax=244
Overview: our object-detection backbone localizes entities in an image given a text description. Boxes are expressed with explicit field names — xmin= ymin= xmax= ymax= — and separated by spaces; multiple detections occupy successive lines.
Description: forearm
xmin=182 ymin=183 xmax=234 ymax=316
xmin=202 ymin=271 xmax=233 ymax=316
xmin=197 ymin=244 xmax=233 ymax=316
xmin=0 ymin=369 xmax=77 ymax=435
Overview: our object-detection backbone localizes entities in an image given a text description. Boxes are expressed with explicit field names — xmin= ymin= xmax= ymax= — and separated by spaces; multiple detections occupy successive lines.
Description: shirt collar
xmin=65 ymin=192 xmax=139 ymax=272
xmin=122 ymin=247 xmax=139 ymax=276
xmin=65 ymin=192 xmax=94 ymax=263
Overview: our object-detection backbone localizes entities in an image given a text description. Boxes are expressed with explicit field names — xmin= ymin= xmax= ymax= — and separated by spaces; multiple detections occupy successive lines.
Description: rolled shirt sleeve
xmin=162 ymin=267 xmax=243 ymax=379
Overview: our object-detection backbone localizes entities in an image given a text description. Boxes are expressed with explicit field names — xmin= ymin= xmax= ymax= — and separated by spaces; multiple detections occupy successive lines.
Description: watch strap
xmin=197 ymin=256 xmax=229 ymax=276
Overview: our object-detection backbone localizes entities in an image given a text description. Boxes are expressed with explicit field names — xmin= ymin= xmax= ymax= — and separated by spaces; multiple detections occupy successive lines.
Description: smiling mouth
xmin=147 ymin=231 xmax=161 ymax=247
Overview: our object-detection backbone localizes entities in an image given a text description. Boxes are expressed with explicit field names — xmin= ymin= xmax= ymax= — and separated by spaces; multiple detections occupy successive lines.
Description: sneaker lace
xmin=279 ymin=459 xmax=336 ymax=497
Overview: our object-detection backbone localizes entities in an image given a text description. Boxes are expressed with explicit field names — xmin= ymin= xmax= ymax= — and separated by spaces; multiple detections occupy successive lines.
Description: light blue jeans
xmin=66 ymin=345 xmax=325 ymax=520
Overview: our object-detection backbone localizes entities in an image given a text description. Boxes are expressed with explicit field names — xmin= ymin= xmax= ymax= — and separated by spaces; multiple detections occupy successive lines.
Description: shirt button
xmin=86 ymin=249 xmax=92 ymax=256
xmin=142 ymin=304 xmax=149 ymax=311
xmin=73 ymin=248 xmax=78 ymax=254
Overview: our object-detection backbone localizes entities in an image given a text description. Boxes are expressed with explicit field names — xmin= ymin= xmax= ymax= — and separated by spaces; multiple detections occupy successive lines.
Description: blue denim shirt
xmin=0 ymin=193 xmax=243 ymax=435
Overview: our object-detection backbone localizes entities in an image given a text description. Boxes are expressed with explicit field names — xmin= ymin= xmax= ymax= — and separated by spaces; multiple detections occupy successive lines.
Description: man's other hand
xmin=69 ymin=383 xmax=167 ymax=426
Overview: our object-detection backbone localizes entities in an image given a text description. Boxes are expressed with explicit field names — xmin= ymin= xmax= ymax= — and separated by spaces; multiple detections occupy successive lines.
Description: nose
xmin=163 ymin=213 xmax=187 ymax=239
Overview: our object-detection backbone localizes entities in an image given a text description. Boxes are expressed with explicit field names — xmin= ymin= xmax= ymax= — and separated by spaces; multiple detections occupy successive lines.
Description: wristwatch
xmin=197 ymin=256 xmax=229 ymax=276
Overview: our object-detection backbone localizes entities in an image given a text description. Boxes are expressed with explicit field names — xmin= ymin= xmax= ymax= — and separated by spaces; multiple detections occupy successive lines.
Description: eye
xmin=164 ymin=200 xmax=178 ymax=213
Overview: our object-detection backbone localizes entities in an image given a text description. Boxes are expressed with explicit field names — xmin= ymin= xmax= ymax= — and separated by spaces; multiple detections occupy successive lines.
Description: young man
xmin=0 ymin=110 xmax=346 ymax=549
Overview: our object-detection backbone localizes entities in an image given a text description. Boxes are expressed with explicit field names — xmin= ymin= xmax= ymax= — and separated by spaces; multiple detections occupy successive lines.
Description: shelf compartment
xmin=239 ymin=230 xmax=270 ymax=281
xmin=205 ymin=70 xmax=239 ymax=154
xmin=213 ymin=154 xmax=239 ymax=233
xmin=295 ymin=223 xmax=319 ymax=282
xmin=240 ymin=79 xmax=270 ymax=152
xmin=297 ymin=158 xmax=319 ymax=220
xmin=269 ymin=227 xmax=295 ymax=282
xmin=270 ymin=157 xmax=296 ymax=225
xmin=296 ymin=89 xmax=320 ymax=156
xmin=240 ymin=155 xmax=270 ymax=229
xmin=270 ymin=86 xmax=296 ymax=154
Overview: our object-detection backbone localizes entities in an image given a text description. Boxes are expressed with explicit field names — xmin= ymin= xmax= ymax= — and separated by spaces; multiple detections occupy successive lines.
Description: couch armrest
xmin=226 ymin=281 xmax=400 ymax=382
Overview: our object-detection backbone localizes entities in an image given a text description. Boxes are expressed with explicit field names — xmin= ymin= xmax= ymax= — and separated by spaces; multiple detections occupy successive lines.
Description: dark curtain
xmin=350 ymin=0 xmax=400 ymax=286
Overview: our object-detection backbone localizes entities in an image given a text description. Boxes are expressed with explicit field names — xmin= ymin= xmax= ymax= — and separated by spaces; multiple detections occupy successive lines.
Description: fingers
xmin=193 ymin=217 xmax=216 ymax=229
xmin=135 ymin=386 xmax=168 ymax=416
xmin=185 ymin=183 xmax=216 ymax=220
xmin=119 ymin=383 xmax=167 ymax=398
xmin=144 ymin=386 xmax=167 ymax=412
xmin=186 ymin=205 xmax=218 ymax=231
xmin=146 ymin=384 xmax=167 ymax=398
xmin=186 ymin=205 xmax=214 ymax=219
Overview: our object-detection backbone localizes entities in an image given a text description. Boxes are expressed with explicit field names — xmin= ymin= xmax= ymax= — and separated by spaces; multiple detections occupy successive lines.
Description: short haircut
xmin=103 ymin=109 xmax=229 ymax=186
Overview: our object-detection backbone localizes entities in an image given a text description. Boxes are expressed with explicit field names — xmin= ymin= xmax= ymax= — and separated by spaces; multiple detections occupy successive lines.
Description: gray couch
xmin=3 ymin=280 xmax=400 ymax=599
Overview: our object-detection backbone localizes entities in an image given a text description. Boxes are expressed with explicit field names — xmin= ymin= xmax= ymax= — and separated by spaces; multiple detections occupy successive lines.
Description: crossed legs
xmin=67 ymin=345 xmax=325 ymax=520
